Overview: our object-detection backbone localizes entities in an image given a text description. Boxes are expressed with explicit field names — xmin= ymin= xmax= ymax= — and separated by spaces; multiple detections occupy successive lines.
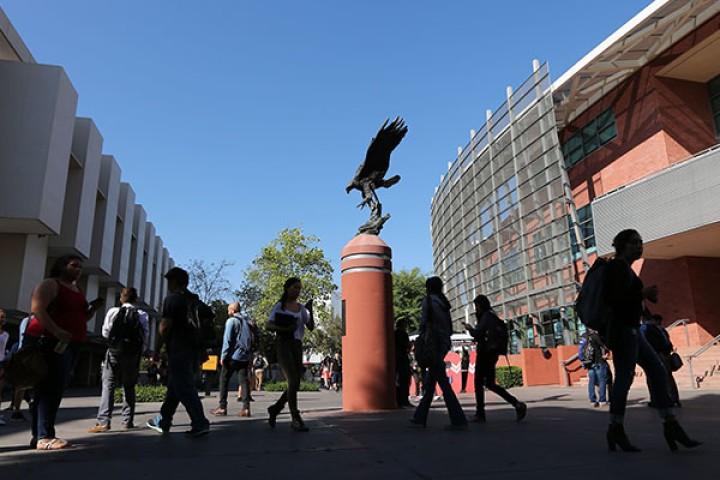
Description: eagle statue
xmin=346 ymin=117 xmax=408 ymax=235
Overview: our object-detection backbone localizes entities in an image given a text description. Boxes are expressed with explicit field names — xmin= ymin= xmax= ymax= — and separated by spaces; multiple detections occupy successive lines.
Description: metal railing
xmin=560 ymin=318 xmax=689 ymax=387
xmin=561 ymin=352 xmax=581 ymax=387
xmin=666 ymin=318 xmax=690 ymax=347
xmin=685 ymin=333 xmax=720 ymax=389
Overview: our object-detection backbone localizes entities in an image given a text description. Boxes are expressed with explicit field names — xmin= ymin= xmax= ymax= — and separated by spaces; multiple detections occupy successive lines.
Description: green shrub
xmin=114 ymin=385 xmax=167 ymax=403
xmin=263 ymin=381 xmax=320 ymax=392
xmin=495 ymin=366 xmax=523 ymax=389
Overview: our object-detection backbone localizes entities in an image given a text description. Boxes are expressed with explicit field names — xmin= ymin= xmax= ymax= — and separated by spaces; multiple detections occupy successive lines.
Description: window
xmin=561 ymin=108 xmax=617 ymax=167
xmin=569 ymin=204 xmax=595 ymax=256
xmin=709 ymin=75 xmax=720 ymax=138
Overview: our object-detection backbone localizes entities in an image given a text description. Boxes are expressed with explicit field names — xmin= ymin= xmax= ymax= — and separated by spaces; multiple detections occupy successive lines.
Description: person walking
xmin=24 ymin=255 xmax=103 ymax=450
xmin=266 ymin=277 xmax=314 ymax=432
xmin=641 ymin=312 xmax=681 ymax=407
xmin=580 ymin=330 xmax=610 ymax=407
xmin=252 ymin=352 xmax=269 ymax=391
xmin=146 ymin=267 xmax=212 ymax=437
xmin=464 ymin=295 xmax=526 ymax=423
xmin=603 ymin=229 xmax=700 ymax=452
xmin=395 ymin=319 xmax=412 ymax=407
xmin=330 ymin=353 xmax=342 ymax=392
xmin=89 ymin=288 xmax=148 ymax=433
xmin=410 ymin=277 xmax=467 ymax=430
xmin=211 ymin=302 xmax=253 ymax=417
xmin=6 ymin=315 xmax=32 ymax=422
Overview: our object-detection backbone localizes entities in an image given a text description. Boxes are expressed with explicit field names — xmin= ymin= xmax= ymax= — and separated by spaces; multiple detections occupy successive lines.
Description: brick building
xmin=430 ymin=0 xmax=720 ymax=387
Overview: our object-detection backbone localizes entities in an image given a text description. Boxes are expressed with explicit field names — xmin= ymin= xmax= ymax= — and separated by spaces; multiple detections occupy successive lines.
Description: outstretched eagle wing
xmin=348 ymin=117 xmax=408 ymax=188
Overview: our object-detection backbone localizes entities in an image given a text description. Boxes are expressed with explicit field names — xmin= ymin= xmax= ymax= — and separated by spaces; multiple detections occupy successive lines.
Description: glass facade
xmin=430 ymin=64 xmax=579 ymax=350
xmin=709 ymin=74 xmax=720 ymax=138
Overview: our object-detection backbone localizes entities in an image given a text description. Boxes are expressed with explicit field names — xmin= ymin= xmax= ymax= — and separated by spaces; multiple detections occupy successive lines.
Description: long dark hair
xmin=279 ymin=277 xmax=302 ymax=310
xmin=425 ymin=276 xmax=450 ymax=310
xmin=49 ymin=255 xmax=83 ymax=279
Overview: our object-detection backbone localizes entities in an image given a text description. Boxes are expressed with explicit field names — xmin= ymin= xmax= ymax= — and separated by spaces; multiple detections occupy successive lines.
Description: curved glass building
xmin=430 ymin=63 xmax=580 ymax=353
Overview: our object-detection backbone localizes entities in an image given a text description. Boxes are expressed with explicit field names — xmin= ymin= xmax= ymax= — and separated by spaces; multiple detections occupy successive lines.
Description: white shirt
xmin=0 ymin=331 xmax=9 ymax=362
xmin=102 ymin=303 xmax=150 ymax=351
xmin=268 ymin=302 xmax=311 ymax=341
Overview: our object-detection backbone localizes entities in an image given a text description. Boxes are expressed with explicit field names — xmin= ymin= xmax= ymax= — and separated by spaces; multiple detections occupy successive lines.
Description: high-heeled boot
xmin=606 ymin=423 xmax=641 ymax=452
xmin=663 ymin=417 xmax=701 ymax=452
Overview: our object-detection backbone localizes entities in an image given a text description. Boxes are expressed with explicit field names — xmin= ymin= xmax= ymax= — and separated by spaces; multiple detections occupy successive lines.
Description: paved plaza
xmin=0 ymin=386 xmax=717 ymax=479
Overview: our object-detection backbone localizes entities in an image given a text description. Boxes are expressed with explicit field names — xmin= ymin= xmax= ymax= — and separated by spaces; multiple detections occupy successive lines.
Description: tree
xmin=239 ymin=228 xmax=338 ymax=357
xmin=392 ymin=268 xmax=426 ymax=334
xmin=186 ymin=259 xmax=234 ymax=304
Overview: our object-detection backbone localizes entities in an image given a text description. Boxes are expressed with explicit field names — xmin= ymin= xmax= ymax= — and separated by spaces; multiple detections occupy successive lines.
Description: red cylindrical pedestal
xmin=341 ymin=234 xmax=396 ymax=411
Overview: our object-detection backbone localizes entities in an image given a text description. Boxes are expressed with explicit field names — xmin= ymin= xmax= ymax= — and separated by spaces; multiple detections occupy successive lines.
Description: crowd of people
xmin=0 ymin=228 xmax=704 ymax=454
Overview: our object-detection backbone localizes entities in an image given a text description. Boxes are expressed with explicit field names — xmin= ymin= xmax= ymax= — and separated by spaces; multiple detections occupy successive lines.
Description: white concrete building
xmin=0 ymin=7 xmax=173 ymax=381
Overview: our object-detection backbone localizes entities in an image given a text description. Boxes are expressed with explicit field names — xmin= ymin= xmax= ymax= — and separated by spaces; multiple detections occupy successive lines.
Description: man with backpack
xmin=89 ymin=288 xmax=148 ymax=432
xmin=464 ymin=294 xmax=527 ymax=423
xmin=211 ymin=302 xmax=253 ymax=417
xmin=579 ymin=330 xmax=610 ymax=407
xmin=252 ymin=352 xmax=269 ymax=392
xmin=146 ymin=267 xmax=212 ymax=437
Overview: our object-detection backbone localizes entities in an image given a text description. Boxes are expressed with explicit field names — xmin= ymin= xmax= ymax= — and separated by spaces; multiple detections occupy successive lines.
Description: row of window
xmin=561 ymin=108 xmax=617 ymax=168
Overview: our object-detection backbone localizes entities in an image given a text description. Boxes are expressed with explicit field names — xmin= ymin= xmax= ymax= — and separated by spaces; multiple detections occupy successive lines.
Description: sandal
xmin=36 ymin=438 xmax=70 ymax=450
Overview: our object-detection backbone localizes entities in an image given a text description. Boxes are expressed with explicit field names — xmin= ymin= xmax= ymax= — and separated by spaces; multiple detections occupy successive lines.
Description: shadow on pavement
xmin=0 ymin=391 xmax=717 ymax=479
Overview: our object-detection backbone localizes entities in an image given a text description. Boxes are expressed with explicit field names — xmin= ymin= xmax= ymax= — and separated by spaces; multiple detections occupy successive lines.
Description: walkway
xmin=0 ymin=387 xmax=716 ymax=479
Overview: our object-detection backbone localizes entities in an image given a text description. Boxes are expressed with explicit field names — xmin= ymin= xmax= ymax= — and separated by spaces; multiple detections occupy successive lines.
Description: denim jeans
xmin=218 ymin=360 xmax=250 ymax=409
xmin=158 ymin=349 xmax=209 ymax=431
xmin=587 ymin=362 xmax=608 ymax=403
xmin=474 ymin=353 xmax=518 ymax=414
xmin=610 ymin=326 xmax=673 ymax=417
xmin=96 ymin=350 xmax=141 ymax=426
xmin=412 ymin=355 xmax=467 ymax=426
xmin=28 ymin=337 xmax=75 ymax=440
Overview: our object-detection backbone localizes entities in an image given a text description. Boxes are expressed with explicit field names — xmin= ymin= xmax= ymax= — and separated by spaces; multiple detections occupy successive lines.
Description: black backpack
xmin=483 ymin=312 xmax=509 ymax=356
xmin=108 ymin=307 xmax=144 ymax=354
xmin=186 ymin=297 xmax=216 ymax=351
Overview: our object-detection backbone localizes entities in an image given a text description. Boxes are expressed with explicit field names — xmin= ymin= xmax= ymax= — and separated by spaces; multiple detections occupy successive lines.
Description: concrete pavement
xmin=0 ymin=386 xmax=717 ymax=479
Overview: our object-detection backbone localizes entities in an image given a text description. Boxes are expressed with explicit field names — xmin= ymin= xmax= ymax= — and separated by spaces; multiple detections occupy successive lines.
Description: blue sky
xmin=4 ymin=0 xmax=651 ymax=288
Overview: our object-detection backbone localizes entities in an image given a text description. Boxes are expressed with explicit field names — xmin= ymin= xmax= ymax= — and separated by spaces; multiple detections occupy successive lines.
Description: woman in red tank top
xmin=26 ymin=255 xmax=102 ymax=451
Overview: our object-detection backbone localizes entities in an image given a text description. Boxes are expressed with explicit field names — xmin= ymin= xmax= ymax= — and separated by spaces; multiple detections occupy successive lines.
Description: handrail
xmin=666 ymin=318 xmax=690 ymax=348
xmin=666 ymin=318 xmax=689 ymax=330
xmin=687 ymin=334 xmax=720 ymax=360
xmin=562 ymin=353 xmax=579 ymax=367
xmin=684 ymin=333 xmax=720 ymax=389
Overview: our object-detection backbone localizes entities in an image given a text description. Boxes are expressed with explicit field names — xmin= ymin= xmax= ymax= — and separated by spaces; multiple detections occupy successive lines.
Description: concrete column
xmin=111 ymin=183 xmax=136 ymax=287
xmin=88 ymin=155 xmax=121 ymax=276
xmin=48 ymin=118 xmax=102 ymax=258
xmin=84 ymin=274 xmax=100 ymax=333
xmin=0 ymin=234 xmax=49 ymax=312
xmin=141 ymin=223 xmax=157 ymax=306
xmin=128 ymin=205 xmax=147 ymax=290
xmin=341 ymin=234 xmax=396 ymax=411
xmin=0 ymin=61 xmax=78 ymax=234
xmin=151 ymin=236 xmax=163 ymax=311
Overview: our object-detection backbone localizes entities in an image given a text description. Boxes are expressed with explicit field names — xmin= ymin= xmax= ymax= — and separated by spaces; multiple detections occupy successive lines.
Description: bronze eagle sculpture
xmin=346 ymin=117 xmax=408 ymax=235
